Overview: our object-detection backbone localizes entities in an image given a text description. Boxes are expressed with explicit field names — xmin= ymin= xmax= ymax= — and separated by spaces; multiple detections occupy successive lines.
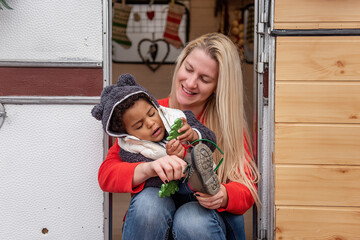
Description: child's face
xmin=123 ymin=99 xmax=165 ymax=142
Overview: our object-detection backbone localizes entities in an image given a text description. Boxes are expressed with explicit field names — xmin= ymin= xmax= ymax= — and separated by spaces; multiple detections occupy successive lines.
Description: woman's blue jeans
xmin=122 ymin=187 xmax=246 ymax=240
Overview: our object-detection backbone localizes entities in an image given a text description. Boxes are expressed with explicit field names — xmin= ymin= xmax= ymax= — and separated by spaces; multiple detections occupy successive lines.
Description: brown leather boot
xmin=183 ymin=143 xmax=220 ymax=195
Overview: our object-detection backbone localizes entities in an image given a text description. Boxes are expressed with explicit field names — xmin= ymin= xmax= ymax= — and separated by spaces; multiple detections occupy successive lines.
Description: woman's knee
xmin=123 ymin=188 xmax=176 ymax=239
xmin=219 ymin=212 xmax=246 ymax=240
xmin=127 ymin=187 xmax=176 ymax=220
xmin=172 ymin=202 xmax=226 ymax=240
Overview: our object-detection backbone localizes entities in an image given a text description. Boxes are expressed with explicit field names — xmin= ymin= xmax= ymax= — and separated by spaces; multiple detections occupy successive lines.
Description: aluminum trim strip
xmin=0 ymin=61 xmax=103 ymax=68
xmin=271 ymin=29 xmax=360 ymax=36
xmin=0 ymin=96 xmax=100 ymax=104
xmin=102 ymin=0 xmax=111 ymax=239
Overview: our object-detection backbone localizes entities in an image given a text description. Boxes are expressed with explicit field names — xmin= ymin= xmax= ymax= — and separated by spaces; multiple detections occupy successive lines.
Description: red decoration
xmin=146 ymin=11 xmax=155 ymax=20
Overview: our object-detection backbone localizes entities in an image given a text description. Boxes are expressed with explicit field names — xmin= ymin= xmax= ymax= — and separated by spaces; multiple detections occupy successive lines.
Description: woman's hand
xmin=133 ymin=155 xmax=187 ymax=186
xmin=177 ymin=117 xmax=198 ymax=143
xmin=166 ymin=139 xmax=185 ymax=159
xmin=194 ymin=185 xmax=228 ymax=209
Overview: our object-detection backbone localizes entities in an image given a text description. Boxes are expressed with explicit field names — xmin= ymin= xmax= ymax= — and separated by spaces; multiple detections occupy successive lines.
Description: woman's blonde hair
xmin=169 ymin=33 xmax=260 ymax=206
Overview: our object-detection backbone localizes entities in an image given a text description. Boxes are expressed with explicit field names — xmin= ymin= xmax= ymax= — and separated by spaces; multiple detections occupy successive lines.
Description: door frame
xmin=254 ymin=0 xmax=275 ymax=239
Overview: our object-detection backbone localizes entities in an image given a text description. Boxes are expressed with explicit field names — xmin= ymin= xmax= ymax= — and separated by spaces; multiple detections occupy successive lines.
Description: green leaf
xmin=0 ymin=0 xmax=13 ymax=10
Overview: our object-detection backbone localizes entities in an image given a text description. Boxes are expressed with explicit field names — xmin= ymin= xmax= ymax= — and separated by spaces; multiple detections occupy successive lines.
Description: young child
xmin=91 ymin=73 xmax=220 ymax=195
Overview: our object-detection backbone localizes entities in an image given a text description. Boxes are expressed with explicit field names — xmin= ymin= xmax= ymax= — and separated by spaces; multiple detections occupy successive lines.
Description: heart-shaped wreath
xmin=137 ymin=38 xmax=170 ymax=72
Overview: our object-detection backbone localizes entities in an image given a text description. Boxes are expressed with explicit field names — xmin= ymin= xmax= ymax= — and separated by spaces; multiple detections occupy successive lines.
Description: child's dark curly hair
xmin=109 ymin=93 xmax=153 ymax=133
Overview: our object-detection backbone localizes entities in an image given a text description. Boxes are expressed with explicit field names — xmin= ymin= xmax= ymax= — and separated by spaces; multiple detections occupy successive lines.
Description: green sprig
xmin=0 ymin=0 xmax=13 ymax=10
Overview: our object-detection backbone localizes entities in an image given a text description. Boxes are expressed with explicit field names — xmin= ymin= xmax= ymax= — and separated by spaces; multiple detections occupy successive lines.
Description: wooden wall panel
xmin=274 ymin=0 xmax=360 ymax=29
xmin=189 ymin=0 xmax=218 ymax=40
xmin=275 ymin=123 xmax=360 ymax=165
xmin=275 ymin=165 xmax=360 ymax=206
xmin=274 ymin=31 xmax=360 ymax=239
xmin=276 ymin=37 xmax=360 ymax=81
xmin=275 ymin=82 xmax=360 ymax=124
xmin=189 ymin=7 xmax=219 ymax=40
xmin=276 ymin=206 xmax=360 ymax=239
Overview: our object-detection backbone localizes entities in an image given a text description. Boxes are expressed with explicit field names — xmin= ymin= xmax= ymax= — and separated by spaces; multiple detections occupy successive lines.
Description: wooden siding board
xmin=275 ymin=165 xmax=360 ymax=206
xmin=276 ymin=206 xmax=360 ymax=239
xmin=275 ymin=82 xmax=360 ymax=124
xmin=276 ymin=36 xmax=360 ymax=81
xmin=274 ymin=0 xmax=360 ymax=29
xmin=275 ymin=123 xmax=360 ymax=165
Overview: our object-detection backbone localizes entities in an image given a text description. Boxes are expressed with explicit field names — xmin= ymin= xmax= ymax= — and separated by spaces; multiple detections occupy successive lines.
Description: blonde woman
xmin=98 ymin=33 xmax=260 ymax=240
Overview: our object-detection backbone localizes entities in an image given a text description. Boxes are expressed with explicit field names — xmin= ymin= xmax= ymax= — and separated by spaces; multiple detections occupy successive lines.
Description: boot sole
xmin=191 ymin=143 xmax=220 ymax=195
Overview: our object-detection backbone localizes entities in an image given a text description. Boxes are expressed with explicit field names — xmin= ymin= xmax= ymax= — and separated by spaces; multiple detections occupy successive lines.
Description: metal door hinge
xmin=257 ymin=51 xmax=269 ymax=74
xmin=260 ymin=51 xmax=269 ymax=64
xmin=261 ymin=12 xmax=268 ymax=23
xmin=257 ymin=22 xmax=265 ymax=34
xmin=257 ymin=62 xmax=265 ymax=73
xmin=257 ymin=11 xmax=268 ymax=34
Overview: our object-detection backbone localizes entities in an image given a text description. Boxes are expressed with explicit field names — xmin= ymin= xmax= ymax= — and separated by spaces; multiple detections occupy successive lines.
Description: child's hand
xmin=176 ymin=117 xmax=198 ymax=143
xmin=166 ymin=139 xmax=185 ymax=159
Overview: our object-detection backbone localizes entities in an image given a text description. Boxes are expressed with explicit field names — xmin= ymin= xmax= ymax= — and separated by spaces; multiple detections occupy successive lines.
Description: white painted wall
xmin=0 ymin=1 xmax=107 ymax=239
xmin=0 ymin=0 xmax=103 ymax=63
xmin=0 ymin=104 xmax=104 ymax=239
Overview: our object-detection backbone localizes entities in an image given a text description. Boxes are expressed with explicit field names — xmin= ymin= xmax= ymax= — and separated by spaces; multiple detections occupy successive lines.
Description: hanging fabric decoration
xmin=146 ymin=0 xmax=155 ymax=20
xmin=163 ymin=1 xmax=185 ymax=49
xmin=146 ymin=11 xmax=155 ymax=20
xmin=134 ymin=12 xmax=141 ymax=22
xmin=112 ymin=2 xmax=133 ymax=49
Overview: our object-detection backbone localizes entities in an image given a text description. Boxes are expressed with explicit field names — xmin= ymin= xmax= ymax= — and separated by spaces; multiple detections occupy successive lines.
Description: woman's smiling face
xmin=175 ymin=48 xmax=218 ymax=112
xmin=122 ymin=99 xmax=165 ymax=142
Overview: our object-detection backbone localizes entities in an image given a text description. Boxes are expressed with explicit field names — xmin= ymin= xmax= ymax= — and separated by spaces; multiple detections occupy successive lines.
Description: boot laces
xmin=182 ymin=163 xmax=193 ymax=183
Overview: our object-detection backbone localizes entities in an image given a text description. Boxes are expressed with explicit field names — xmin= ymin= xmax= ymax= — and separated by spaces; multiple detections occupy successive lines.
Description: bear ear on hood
xmin=91 ymin=104 xmax=103 ymax=120
xmin=117 ymin=73 xmax=137 ymax=87
xmin=101 ymin=84 xmax=115 ymax=97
